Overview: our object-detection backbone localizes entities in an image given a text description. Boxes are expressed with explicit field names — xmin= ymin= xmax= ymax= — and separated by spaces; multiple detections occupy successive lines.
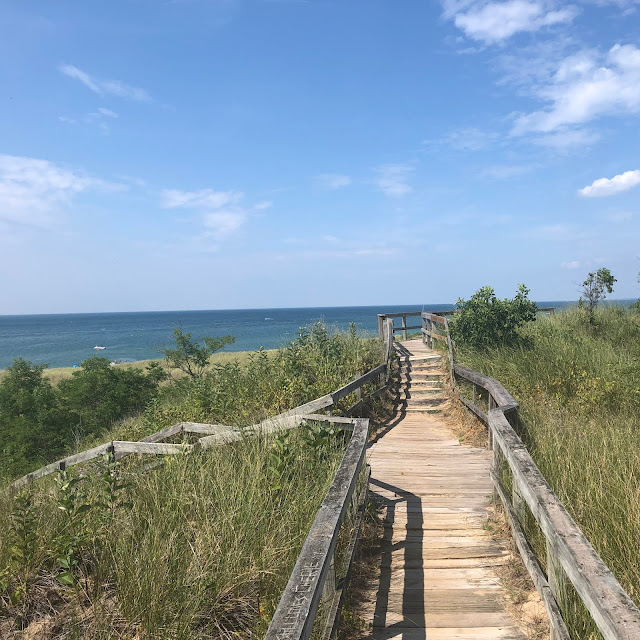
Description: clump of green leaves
xmin=449 ymin=284 xmax=538 ymax=349
xmin=53 ymin=468 xmax=91 ymax=587
xmin=95 ymin=449 xmax=131 ymax=520
xmin=161 ymin=328 xmax=235 ymax=379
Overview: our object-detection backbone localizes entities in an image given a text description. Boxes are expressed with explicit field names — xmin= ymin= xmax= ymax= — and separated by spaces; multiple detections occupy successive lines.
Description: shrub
xmin=58 ymin=356 xmax=161 ymax=441
xmin=449 ymin=284 xmax=537 ymax=348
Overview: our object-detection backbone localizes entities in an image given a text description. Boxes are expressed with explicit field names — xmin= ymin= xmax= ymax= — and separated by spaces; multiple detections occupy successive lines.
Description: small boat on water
xmin=94 ymin=345 xmax=106 ymax=350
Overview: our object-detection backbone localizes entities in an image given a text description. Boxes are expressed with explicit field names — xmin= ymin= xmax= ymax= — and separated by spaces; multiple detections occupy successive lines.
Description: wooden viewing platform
xmin=360 ymin=339 xmax=529 ymax=639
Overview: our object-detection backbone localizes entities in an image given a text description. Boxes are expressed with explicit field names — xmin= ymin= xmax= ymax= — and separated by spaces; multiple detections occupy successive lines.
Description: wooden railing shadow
xmin=370 ymin=476 xmax=426 ymax=639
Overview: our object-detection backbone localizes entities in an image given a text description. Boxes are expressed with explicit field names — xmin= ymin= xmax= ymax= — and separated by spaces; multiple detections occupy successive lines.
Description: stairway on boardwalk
xmin=359 ymin=339 xmax=528 ymax=640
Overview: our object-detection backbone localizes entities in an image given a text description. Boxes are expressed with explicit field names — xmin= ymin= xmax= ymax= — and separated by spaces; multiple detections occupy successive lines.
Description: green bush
xmin=58 ymin=356 xmax=161 ymax=439
xmin=449 ymin=284 xmax=537 ymax=348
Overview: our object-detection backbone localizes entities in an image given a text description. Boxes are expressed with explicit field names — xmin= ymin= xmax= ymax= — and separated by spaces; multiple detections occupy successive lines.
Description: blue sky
xmin=1 ymin=0 xmax=639 ymax=314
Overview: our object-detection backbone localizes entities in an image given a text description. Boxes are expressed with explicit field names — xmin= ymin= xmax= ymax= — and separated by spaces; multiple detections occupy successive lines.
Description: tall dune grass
xmin=0 ymin=323 xmax=383 ymax=638
xmin=458 ymin=306 xmax=640 ymax=636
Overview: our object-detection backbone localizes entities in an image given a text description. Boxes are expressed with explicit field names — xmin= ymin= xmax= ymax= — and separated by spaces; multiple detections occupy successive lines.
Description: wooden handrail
xmin=420 ymin=311 xmax=640 ymax=639
xmin=265 ymin=418 xmax=369 ymax=640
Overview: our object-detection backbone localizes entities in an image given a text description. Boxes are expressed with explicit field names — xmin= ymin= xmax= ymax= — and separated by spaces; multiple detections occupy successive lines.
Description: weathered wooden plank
xmin=265 ymin=418 xmax=369 ymax=640
xmin=492 ymin=473 xmax=570 ymax=640
xmin=181 ymin=422 xmax=235 ymax=434
xmin=9 ymin=442 xmax=114 ymax=489
xmin=139 ymin=422 xmax=183 ymax=443
xmin=331 ymin=364 xmax=386 ymax=402
xmin=113 ymin=441 xmax=190 ymax=455
xmin=489 ymin=408 xmax=640 ymax=640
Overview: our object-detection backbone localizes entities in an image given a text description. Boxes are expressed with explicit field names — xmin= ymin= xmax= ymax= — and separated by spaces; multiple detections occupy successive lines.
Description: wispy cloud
xmin=439 ymin=127 xmax=500 ymax=151
xmin=445 ymin=0 xmax=577 ymax=44
xmin=59 ymin=64 xmax=152 ymax=102
xmin=0 ymin=155 xmax=123 ymax=230
xmin=561 ymin=260 xmax=582 ymax=269
xmin=512 ymin=44 xmax=640 ymax=136
xmin=579 ymin=170 xmax=640 ymax=197
xmin=314 ymin=173 xmax=352 ymax=190
xmin=161 ymin=187 xmax=249 ymax=238
xmin=374 ymin=164 xmax=413 ymax=197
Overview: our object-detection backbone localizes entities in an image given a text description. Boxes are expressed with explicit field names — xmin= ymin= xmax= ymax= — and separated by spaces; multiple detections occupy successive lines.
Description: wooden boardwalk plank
xmin=357 ymin=339 xmax=530 ymax=640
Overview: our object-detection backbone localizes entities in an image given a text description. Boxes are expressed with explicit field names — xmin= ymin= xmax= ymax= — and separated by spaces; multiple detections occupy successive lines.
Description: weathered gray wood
xmin=265 ymin=418 xmax=369 ymax=640
xmin=113 ymin=441 xmax=190 ymax=455
xmin=392 ymin=324 xmax=422 ymax=332
xmin=421 ymin=312 xmax=448 ymax=325
xmin=493 ymin=473 xmax=570 ymax=640
xmin=331 ymin=364 xmax=386 ymax=402
xmin=322 ymin=465 xmax=371 ymax=640
xmin=303 ymin=414 xmax=357 ymax=425
xmin=140 ymin=422 xmax=184 ymax=443
xmin=489 ymin=408 xmax=640 ymax=640
xmin=379 ymin=311 xmax=423 ymax=319
xmin=181 ymin=422 xmax=235 ymax=434
xmin=457 ymin=394 xmax=488 ymax=424
xmin=274 ymin=394 xmax=334 ymax=419
xmin=9 ymin=442 xmax=114 ymax=489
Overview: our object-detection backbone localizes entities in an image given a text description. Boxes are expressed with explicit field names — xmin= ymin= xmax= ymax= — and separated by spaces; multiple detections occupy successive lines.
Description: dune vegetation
xmin=0 ymin=322 xmax=383 ymax=638
xmin=456 ymin=305 xmax=640 ymax=637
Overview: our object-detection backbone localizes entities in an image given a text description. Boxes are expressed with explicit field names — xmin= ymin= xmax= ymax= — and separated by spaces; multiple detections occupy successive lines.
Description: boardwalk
xmin=360 ymin=339 xmax=528 ymax=640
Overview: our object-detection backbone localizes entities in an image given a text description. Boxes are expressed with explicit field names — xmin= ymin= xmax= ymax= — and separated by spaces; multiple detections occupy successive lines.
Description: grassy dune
xmin=458 ymin=306 xmax=640 ymax=637
xmin=0 ymin=324 xmax=383 ymax=638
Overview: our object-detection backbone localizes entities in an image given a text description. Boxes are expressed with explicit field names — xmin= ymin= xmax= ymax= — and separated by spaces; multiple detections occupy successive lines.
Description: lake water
xmin=0 ymin=301 xmax=582 ymax=369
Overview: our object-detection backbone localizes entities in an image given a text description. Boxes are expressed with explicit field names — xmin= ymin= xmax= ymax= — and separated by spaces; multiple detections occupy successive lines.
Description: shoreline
xmin=0 ymin=349 xmax=272 ymax=385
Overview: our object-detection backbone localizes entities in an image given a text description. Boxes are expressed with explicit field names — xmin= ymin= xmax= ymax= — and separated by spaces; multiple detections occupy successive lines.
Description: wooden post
xmin=422 ymin=314 xmax=426 ymax=345
xmin=355 ymin=373 xmax=363 ymax=402
xmin=401 ymin=314 xmax=407 ymax=341
xmin=546 ymin=539 xmax=567 ymax=619
xmin=377 ymin=315 xmax=385 ymax=340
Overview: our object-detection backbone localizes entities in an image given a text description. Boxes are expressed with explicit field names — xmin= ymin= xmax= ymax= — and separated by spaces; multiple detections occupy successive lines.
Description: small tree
xmin=161 ymin=329 xmax=235 ymax=378
xmin=579 ymin=268 xmax=616 ymax=321
xmin=449 ymin=284 xmax=538 ymax=349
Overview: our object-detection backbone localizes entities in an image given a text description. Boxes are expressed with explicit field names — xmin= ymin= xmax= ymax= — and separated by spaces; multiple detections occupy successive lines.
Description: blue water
xmin=0 ymin=301 xmax=591 ymax=369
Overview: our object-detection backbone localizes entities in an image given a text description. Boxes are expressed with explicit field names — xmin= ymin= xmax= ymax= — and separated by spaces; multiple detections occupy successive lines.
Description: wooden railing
xmin=6 ymin=323 xmax=397 ymax=640
xmin=264 ymin=317 xmax=395 ymax=640
xmin=423 ymin=311 xmax=640 ymax=640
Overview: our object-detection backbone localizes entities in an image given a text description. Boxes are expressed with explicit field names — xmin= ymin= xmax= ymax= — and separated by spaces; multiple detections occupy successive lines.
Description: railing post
xmin=401 ymin=314 xmax=407 ymax=340
xmin=378 ymin=315 xmax=385 ymax=340
xmin=546 ymin=539 xmax=567 ymax=628
xmin=422 ymin=314 xmax=426 ymax=345
xmin=355 ymin=373 xmax=363 ymax=402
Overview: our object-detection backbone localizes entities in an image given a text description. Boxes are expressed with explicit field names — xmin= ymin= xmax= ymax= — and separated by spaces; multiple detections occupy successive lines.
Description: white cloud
xmin=578 ymin=170 xmax=640 ymax=197
xmin=254 ymin=200 xmax=273 ymax=210
xmin=561 ymin=260 xmax=582 ymax=268
xmin=0 ymin=154 xmax=121 ymax=229
xmin=314 ymin=173 xmax=352 ymax=190
xmin=97 ymin=107 xmax=118 ymax=118
xmin=450 ymin=0 xmax=577 ymax=44
xmin=531 ymin=128 xmax=600 ymax=151
xmin=59 ymin=65 xmax=151 ymax=102
xmin=375 ymin=164 xmax=413 ymax=197
xmin=202 ymin=211 xmax=246 ymax=236
xmin=161 ymin=187 xmax=249 ymax=238
xmin=512 ymin=44 xmax=640 ymax=135
xmin=161 ymin=188 xmax=243 ymax=210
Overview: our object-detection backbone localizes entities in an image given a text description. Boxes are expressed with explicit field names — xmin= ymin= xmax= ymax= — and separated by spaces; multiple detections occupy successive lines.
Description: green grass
xmin=0 ymin=428 xmax=345 ymax=639
xmin=457 ymin=306 xmax=640 ymax=637
xmin=0 ymin=323 xmax=384 ymax=638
